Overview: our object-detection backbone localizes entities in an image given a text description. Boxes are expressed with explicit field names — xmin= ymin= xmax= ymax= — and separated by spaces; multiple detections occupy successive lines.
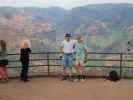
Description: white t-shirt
xmin=61 ymin=39 xmax=77 ymax=54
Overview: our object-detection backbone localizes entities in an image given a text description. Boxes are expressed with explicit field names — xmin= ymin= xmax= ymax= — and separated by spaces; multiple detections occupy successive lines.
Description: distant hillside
xmin=0 ymin=4 xmax=133 ymax=52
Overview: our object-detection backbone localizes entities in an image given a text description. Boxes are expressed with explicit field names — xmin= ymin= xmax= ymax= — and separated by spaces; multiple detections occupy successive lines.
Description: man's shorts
xmin=63 ymin=53 xmax=73 ymax=68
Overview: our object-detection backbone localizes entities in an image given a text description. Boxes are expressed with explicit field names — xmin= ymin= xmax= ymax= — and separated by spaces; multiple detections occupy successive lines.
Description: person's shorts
xmin=63 ymin=53 xmax=73 ymax=68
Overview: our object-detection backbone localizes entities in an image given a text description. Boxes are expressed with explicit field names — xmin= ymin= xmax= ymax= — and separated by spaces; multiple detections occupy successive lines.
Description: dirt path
xmin=0 ymin=78 xmax=133 ymax=100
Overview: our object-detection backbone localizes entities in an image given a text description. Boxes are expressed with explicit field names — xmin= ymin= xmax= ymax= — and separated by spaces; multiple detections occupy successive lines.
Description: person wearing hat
xmin=60 ymin=33 xmax=77 ymax=80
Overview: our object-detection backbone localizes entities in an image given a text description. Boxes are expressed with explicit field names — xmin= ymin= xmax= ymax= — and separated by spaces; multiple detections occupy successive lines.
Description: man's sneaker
xmin=80 ymin=79 xmax=85 ymax=82
xmin=61 ymin=76 xmax=67 ymax=81
xmin=67 ymin=76 xmax=73 ymax=81
xmin=73 ymin=79 xmax=79 ymax=82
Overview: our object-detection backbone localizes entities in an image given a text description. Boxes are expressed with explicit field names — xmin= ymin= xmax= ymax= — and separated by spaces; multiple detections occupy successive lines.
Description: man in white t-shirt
xmin=60 ymin=33 xmax=77 ymax=80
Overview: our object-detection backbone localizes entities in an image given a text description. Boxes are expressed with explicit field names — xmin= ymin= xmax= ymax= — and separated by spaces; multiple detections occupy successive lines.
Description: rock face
xmin=0 ymin=4 xmax=133 ymax=53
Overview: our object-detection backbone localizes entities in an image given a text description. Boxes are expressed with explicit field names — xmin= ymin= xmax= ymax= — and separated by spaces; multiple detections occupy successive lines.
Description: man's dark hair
xmin=65 ymin=33 xmax=72 ymax=37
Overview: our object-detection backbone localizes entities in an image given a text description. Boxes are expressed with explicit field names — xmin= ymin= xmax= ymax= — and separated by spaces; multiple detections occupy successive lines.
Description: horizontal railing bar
xmin=8 ymin=65 xmax=50 ymax=68
xmin=8 ymin=60 xmax=20 ymax=62
xmin=30 ymin=59 xmax=62 ymax=61
xmin=85 ymin=66 xmax=133 ymax=68
xmin=7 ymin=52 xmax=133 ymax=55
xmin=87 ymin=52 xmax=121 ymax=54
xmin=7 ymin=64 xmax=133 ymax=69
xmin=86 ymin=59 xmax=121 ymax=61
xmin=121 ymin=66 xmax=133 ymax=68
xmin=8 ymin=66 xmax=133 ymax=69
xmin=10 ymin=58 xmax=133 ymax=62
xmin=8 ymin=59 xmax=60 ymax=62
xmin=8 ymin=65 xmax=121 ymax=68
xmin=122 ymin=60 xmax=133 ymax=62
xmin=8 ymin=59 xmax=133 ymax=63
xmin=85 ymin=65 xmax=121 ymax=68
xmin=7 ymin=52 xmax=61 ymax=55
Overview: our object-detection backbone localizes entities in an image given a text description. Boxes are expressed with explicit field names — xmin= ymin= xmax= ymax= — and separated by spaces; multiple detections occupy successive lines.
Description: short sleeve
xmin=61 ymin=41 xmax=64 ymax=47
xmin=0 ymin=51 xmax=2 ymax=55
xmin=84 ymin=44 xmax=88 ymax=50
xmin=73 ymin=39 xmax=77 ymax=44
xmin=28 ymin=48 xmax=31 ymax=53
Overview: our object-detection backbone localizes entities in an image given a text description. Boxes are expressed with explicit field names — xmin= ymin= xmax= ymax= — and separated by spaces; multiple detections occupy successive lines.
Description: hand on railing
xmin=59 ymin=55 xmax=63 ymax=59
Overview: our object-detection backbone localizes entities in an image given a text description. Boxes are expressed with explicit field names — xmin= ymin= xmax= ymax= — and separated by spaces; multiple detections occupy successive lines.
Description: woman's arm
xmin=28 ymin=48 xmax=32 ymax=53
xmin=20 ymin=49 xmax=23 ymax=61
xmin=0 ymin=51 xmax=2 ymax=56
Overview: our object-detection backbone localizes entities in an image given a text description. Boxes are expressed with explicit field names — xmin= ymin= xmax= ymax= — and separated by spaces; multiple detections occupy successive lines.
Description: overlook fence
xmin=7 ymin=52 xmax=133 ymax=78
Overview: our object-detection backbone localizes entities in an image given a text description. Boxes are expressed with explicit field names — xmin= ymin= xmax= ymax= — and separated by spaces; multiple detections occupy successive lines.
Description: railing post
xmin=47 ymin=52 xmax=50 ymax=76
xmin=120 ymin=52 xmax=123 ymax=79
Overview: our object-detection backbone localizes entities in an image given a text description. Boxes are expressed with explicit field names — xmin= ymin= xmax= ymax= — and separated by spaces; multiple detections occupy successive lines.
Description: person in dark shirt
xmin=20 ymin=40 xmax=31 ymax=82
xmin=0 ymin=40 xmax=8 ymax=82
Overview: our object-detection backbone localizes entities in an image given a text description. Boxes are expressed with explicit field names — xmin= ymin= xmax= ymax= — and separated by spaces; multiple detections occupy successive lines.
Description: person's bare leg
xmin=61 ymin=67 xmax=67 ymax=80
xmin=73 ymin=60 xmax=81 ymax=82
xmin=3 ymin=67 xmax=8 ymax=81
xmin=78 ymin=60 xmax=85 ymax=82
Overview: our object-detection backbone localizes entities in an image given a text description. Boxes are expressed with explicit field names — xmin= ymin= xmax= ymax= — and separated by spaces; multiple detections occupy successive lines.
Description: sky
xmin=0 ymin=0 xmax=133 ymax=9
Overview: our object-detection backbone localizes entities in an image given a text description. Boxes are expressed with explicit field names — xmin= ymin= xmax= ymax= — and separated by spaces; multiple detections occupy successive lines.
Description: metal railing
xmin=7 ymin=52 xmax=133 ymax=78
